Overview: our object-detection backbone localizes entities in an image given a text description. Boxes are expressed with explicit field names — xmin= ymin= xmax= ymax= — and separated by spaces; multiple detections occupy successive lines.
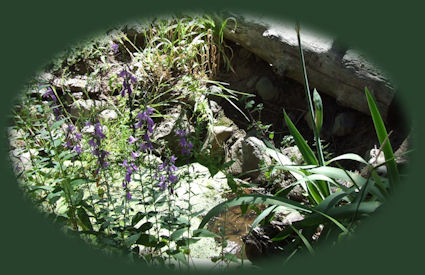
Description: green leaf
xmin=136 ymin=234 xmax=158 ymax=247
xmin=171 ymin=252 xmax=189 ymax=266
xmin=199 ymin=194 xmax=312 ymax=229
xmin=226 ymin=174 xmax=238 ymax=193
xmin=192 ymin=229 xmax=220 ymax=238
xmin=283 ymin=109 xmax=318 ymax=165
xmin=125 ymin=233 xmax=142 ymax=247
xmin=76 ymin=207 xmax=93 ymax=231
xmin=131 ymin=212 xmax=146 ymax=226
xmin=138 ymin=222 xmax=153 ymax=232
xmin=325 ymin=153 xmax=369 ymax=166
xmin=170 ymin=228 xmax=187 ymax=241
xmin=365 ymin=87 xmax=399 ymax=188
xmin=70 ymin=178 xmax=87 ymax=187
xmin=290 ymin=225 xmax=315 ymax=256
xmin=250 ymin=205 xmax=277 ymax=231
xmin=51 ymin=118 xmax=67 ymax=130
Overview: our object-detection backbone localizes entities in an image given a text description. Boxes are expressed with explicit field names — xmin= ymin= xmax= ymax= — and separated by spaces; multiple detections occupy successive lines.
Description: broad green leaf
xmin=76 ymin=207 xmax=93 ymax=231
xmin=170 ymin=228 xmax=187 ymax=241
xmin=192 ymin=229 xmax=220 ymax=238
xmin=131 ymin=212 xmax=146 ymax=226
xmin=171 ymin=252 xmax=189 ymax=266
xmin=125 ymin=232 xmax=142 ymax=247
xmin=138 ymin=222 xmax=153 ymax=232
xmin=70 ymin=178 xmax=87 ymax=187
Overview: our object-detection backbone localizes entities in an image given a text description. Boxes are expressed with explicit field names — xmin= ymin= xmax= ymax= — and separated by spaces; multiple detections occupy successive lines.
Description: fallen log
xmin=213 ymin=12 xmax=395 ymax=120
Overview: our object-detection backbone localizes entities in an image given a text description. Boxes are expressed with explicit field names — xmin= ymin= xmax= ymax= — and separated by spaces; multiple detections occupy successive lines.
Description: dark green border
xmin=1 ymin=1 xmax=422 ymax=274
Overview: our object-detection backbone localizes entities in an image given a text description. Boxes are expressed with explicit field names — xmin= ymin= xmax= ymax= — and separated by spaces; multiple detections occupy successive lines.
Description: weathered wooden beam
xmin=214 ymin=13 xmax=395 ymax=120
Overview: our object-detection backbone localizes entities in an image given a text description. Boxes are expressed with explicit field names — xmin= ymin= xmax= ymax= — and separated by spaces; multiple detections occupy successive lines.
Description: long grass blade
xmin=365 ymin=87 xmax=400 ymax=188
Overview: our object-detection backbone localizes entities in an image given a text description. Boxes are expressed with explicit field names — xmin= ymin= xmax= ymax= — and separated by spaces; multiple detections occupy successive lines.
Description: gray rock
xmin=209 ymin=100 xmax=222 ymax=114
xmin=8 ymin=128 xmax=26 ymax=149
xmin=281 ymin=146 xmax=303 ymax=165
xmin=70 ymin=99 xmax=107 ymax=117
xmin=246 ymin=75 xmax=259 ymax=89
xmin=255 ymin=76 xmax=279 ymax=101
xmin=52 ymin=77 xmax=87 ymax=92
xmin=99 ymin=109 xmax=118 ymax=121
xmin=228 ymin=136 xmax=272 ymax=183
xmin=209 ymin=126 xmax=234 ymax=152
xmin=9 ymin=149 xmax=38 ymax=174
xmin=152 ymin=106 xmax=192 ymax=154
xmin=213 ymin=126 xmax=233 ymax=143
xmin=331 ymin=112 xmax=357 ymax=137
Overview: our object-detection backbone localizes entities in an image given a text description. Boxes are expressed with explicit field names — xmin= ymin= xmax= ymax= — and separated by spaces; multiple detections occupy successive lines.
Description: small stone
xmin=228 ymin=136 xmax=272 ymax=183
xmin=331 ymin=112 xmax=357 ymax=137
xmin=209 ymin=100 xmax=222 ymax=114
xmin=99 ymin=109 xmax=118 ymax=121
xmin=281 ymin=146 xmax=303 ymax=165
xmin=213 ymin=126 xmax=233 ymax=143
xmin=246 ymin=75 xmax=259 ymax=89
xmin=70 ymin=99 xmax=107 ymax=117
xmin=255 ymin=76 xmax=279 ymax=101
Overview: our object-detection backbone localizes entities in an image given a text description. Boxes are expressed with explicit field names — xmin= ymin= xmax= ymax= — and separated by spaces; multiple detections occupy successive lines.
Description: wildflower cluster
xmin=118 ymin=69 xmax=137 ymax=97
xmin=156 ymin=155 xmax=179 ymax=193
xmin=176 ymin=129 xmax=193 ymax=155
xmin=110 ymin=42 xmax=119 ymax=54
xmin=136 ymin=107 xmax=155 ymax=152
xmin=120 ymin=160 xmax=137 ymax=200
xmin=42 ymin=87 xmax=62 ymax=119
xmin=87 ymin=121 xmax=109 ymax=175
xmin=63 ymin=124 xmax=83 ymax=154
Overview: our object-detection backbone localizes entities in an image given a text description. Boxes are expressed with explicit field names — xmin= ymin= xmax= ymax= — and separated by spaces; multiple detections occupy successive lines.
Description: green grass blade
xmin=365 ymin=87 xmax=400 ymax=188
xmin=290 ymin=225 xmax=315 ymax=256
xmin=198 ymin=194 xmax=313 ymax=229
xmin=283 ymin=109 xmax=318 ymax=165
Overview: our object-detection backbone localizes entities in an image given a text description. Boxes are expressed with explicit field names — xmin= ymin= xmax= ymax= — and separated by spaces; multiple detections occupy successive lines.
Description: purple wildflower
xmin=128 ymin=135 xmax=138 ymax=144
xmin=74 ymin=146 xmax=82 ymax=154
xmin=118 ymin=69 xmax=137 ymax=97
xmin=131 ymin=151 xmax=140 ymax=159
xmin=111 ymin=43 xmax=119 ymax=54
xmin=176 ymin=128 xmax=192 ymax=155
xmin=63 ymin=123 xmax=83 ymax=155
xmin=126 ymin=191 xmax=132 ymax=200
xmin=156 ymin=156 xmax=179 ymax=192
xmin=42 ymin=87 xmax=57 ymax=103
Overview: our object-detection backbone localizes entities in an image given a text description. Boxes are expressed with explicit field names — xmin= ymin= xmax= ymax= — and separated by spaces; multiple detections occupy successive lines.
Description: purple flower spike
xmin=126 ymin=191 xmax=132 ymax=200
xmin=74 ymin=146 xmax=82 ymax=154
xmin=111 ymin=43 xmax=119 ymax=53
xmin=170 ymin=155 xmax=177 ymax=163
xmin=128 ymin=135 xmax=138 ymax=144
xmin=131 ymin=151 xmax=140 ymax=159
